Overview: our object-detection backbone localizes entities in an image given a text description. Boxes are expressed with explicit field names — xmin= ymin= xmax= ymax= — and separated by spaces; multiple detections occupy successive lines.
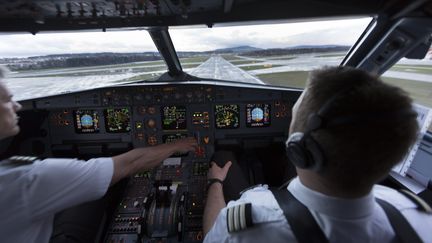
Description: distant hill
xmin=0 ymin=45 xmax=349 ymax=71
xmin=212 ymin=46 xmax=263 ymax=53
xmin=242 ymin=45 xmax=350 ymax=57
xmin=285 ymin=45 xmax=346 ymax=49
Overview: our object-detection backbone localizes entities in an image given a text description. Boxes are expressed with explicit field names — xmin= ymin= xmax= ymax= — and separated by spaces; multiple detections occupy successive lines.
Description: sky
xmin=0 ymin=18 xmax=371 ymax=58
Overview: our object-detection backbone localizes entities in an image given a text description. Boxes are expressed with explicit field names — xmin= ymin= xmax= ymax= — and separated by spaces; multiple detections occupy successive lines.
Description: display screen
xmin=73 ymin=110 xmax=100 ymax=133
xmin=104 ymin=108 xmax=131 ymax=133
xmin=215 ymin=104 xmax=240 ymax=129
xmin=246 ymin=104 xmax=271 ymax=127
xmin=162 ymin=106 xmax=187 ymax=130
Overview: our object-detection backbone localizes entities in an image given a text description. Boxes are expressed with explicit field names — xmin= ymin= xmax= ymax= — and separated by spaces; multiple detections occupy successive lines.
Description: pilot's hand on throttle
xmin=171 ymin=137 xmax=198 ymax=154
xmin=208 ymin=161 xmax=232 ymax=181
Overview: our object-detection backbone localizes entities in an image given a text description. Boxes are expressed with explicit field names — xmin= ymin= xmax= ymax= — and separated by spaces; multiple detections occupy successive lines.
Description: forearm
xmin=203 ymin=183 xmax=226 ymax=236
xmin=110 ymin=144 xmax=176 ymax=185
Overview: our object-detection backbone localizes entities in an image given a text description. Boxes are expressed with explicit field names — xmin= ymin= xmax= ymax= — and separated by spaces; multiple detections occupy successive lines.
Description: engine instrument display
xmin=246 ymin=103 xmax=271 ymax=127
xmin=215 ymin=105 xmax=240 ymax=129
xmin=73 ymin=110 xmax=100 ymax=133
xmin=104 ymin=108 xmax=131 ymax=133
xmin=162 ymin=106 xmax=187 ymax=130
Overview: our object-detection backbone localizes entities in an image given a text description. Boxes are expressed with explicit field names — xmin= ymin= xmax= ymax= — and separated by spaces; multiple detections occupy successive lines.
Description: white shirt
xmin=0 ymin=157 xmax=113 ymax=243
xmin=205 ymin=177 xmax=432 ymax=243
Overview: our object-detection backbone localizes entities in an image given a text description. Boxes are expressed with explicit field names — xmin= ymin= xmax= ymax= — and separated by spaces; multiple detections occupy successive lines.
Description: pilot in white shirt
xmin=204 ymin=178 xmax=432 ymax=243
xmin=203 ymin=67 xmax=432 ymax=243
xmin=0 ymin=68 xmax=198 ymax=243
xmin=0 ymin=157 xmax=113 ymax=243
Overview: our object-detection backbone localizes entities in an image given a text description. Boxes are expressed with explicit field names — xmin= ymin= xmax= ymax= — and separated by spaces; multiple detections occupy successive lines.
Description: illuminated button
xmin=196 ymin=232 xmax=203 ymax=241
xmin=147 ymin=135 xmax=158 ymax=146
xmin=137 ymin=106 xmax=146 ymax=115
xmin=195 ymin=146 xmax=205 ymax=158
xmin=136 ymin=132 xmax=144 ymax=141
xmin=147 ymin=106 xmax=156 ymax=115
xmin=135 ymin=121 xmax=143 ymax=129
xmin=203 ymin=136 xmax=210 ymax=144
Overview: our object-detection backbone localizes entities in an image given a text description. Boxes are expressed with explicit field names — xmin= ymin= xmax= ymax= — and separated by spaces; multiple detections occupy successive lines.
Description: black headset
xmin=285 ymin=88 xmax=417 ymax=172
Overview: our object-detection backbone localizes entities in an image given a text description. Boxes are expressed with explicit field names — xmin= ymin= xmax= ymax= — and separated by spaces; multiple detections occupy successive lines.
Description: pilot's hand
xmin=208 ymin=161 xmax=232 ymax=181
xmin=171 ymin=137 xmax=198 ymax=154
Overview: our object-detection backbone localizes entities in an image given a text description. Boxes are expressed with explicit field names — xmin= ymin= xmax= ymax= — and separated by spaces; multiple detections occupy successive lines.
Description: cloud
xmin=0 ymin=18 xmax=371 ymax=58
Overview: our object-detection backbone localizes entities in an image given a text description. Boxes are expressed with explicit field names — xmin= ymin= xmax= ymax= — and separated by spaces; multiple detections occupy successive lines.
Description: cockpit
xmin=0 ymin=1 xmax=431 ymax=242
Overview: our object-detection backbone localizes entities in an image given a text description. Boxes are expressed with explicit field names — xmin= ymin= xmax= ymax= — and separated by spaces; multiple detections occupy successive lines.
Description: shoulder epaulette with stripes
xmin=1 ymin=155 xmax=38 ymax=167
xmin=226 ymin=203 xmax=253 ymax=233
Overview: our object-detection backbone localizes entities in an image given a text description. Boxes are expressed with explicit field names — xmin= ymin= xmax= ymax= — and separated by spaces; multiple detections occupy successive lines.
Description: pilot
xmin=0 ymin=66 xmax=198 ymax=243
xmin=203 ymin=66 xmax=432 ymax=242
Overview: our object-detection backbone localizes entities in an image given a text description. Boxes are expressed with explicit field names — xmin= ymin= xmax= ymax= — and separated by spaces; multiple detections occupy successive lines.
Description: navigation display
xmin=246 ymin=103 xmax=271 ymax=127
xmin=73 ymin=110 xmax=100 ymax=133
xmin=104 ymin=108 xmax=131 ymax=133
xmin=215 ymin=105 xmax=240 ymax=129
xmin=162 ymin=106 xmax=187 ymax=130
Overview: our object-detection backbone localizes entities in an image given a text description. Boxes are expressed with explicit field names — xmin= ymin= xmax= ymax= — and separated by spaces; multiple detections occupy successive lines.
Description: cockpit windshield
xmin=170 ymin=18 xmax=372 ymax=86
xmin=0 ymin=18 xmax=374 ymax=101
xmin=0 ymin=30 xmax=165 ymax=100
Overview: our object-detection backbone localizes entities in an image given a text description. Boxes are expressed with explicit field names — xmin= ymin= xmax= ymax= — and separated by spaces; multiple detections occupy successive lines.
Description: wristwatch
xmin=207 ymin=178 xmax=223 ymax=190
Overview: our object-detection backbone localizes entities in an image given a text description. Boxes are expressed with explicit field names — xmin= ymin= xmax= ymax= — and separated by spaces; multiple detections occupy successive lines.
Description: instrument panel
xmin=70 ymin=103 xmax=273 ymax=134
xmin=42 ymin=84 xmax=295 ymax=148
xmin=24 ymin=82 xmax=299 ymax=243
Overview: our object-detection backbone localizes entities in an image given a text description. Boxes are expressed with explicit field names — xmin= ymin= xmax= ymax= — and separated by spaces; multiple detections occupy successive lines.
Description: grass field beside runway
xmin=240 ymin=64 xmax=282 ymax=71
xmin=256 ymin=71 xmax=309 ymax=89
xmin=256 ymin=69 xmax=432 ymax=131
xmin=221 ymin=55 xmax=243 ymax=60
xmin=228 ymin=60 xmax=264 ymax=65
xmin=255 ymin=70 xmax=432 ymax=108
xmin=390 ymin=64 xmax=432 ymax=75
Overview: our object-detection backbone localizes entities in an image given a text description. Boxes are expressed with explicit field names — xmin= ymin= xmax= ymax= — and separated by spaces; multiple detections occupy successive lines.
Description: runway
xmin=189 ymin=55 xmax=265 ymax=84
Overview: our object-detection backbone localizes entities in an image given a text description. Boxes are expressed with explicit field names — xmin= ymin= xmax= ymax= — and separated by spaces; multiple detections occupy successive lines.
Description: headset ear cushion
xmin=303 ymin=136 xmax=325 ymax=171
xmin=286 ymin=132 xmax=310 ymax=169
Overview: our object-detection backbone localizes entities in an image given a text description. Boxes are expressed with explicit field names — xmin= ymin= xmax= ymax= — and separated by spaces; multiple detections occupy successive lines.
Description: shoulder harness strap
xmin=398 ymin=189 xmax=432 ymax=214
xmin=270 ymin=188 xmax=329 ymax=243
xmin=376 ymin=198 xmax=424 ymax=243
xmin=226 ymin=203 xmax=253 ymax=233
xmin=272 ymin=187 xmax=426 ymax=243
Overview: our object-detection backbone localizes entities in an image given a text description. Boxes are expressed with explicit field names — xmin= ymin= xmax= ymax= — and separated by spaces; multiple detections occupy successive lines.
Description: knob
xmin=147 ymin=119 xmax=156 ymax=128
